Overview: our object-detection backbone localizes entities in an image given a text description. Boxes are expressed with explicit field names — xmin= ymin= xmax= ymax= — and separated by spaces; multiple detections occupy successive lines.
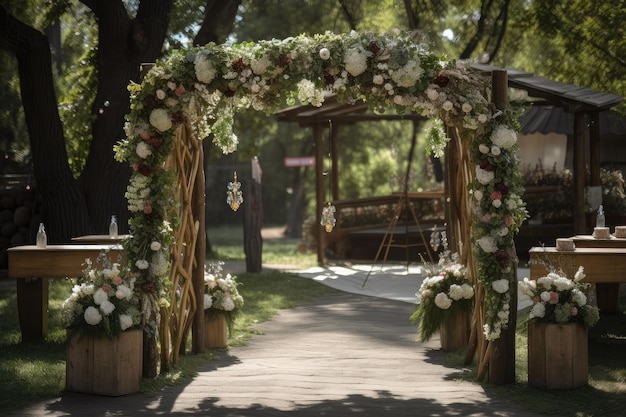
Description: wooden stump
xmin=205 ymin=312 xmax=228 ymax=349
xmin=528 ymin=322 xmax=588 ymax=389
xmin=66 ymin=329 xmax=143 ymax=396
xmin=440 ymin=309 xmax=470 ymax=351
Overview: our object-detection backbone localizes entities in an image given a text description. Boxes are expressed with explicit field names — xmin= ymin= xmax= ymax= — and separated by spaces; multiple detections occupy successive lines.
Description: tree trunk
xmin=78 ymin=0 xmax=173 ymax=235
xmin=0 ymin=6 xmax=92 ymax=243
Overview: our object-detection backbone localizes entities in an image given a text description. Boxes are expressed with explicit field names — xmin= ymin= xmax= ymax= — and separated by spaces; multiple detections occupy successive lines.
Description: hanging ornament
xmin=226 ymin=171 xmax=243 ymax=211
xmin=320 ymin=201 xmax=336 ymax=233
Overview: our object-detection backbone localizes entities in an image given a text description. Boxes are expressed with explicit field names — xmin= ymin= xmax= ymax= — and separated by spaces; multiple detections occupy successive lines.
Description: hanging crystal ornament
xmin=226 ymin=171 xmax=243 ymax=211
xmin=320 ymin=202 xmax=336 ymax=233
xmin=429 ymin=230 xmax=441 ymax=252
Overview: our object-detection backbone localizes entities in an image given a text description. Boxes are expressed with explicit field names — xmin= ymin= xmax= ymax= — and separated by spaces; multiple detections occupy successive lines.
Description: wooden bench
xmin=7 ymin=243 xmax=124 ymax=342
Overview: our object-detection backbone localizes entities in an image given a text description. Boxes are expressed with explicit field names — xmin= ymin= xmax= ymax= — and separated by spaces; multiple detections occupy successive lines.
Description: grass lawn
xmin=1 ymin=225 xmax=625 ymax=416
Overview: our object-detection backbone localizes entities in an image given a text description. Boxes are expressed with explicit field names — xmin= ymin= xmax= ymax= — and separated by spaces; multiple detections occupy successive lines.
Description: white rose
xmin=574 ymin=266 xmax=586 ymax=282
xmin=490 ymin=125 xmax=517 ymax=149
xmin=194 ymin=53 xmax=217 ymax=83
xmin=492 ymin=199 xmax=502 ymax=208
xmin=93 ymin=288 xmax=108 ymax=305
xmin=540 ymin=291 xmax=551 ymax=302
xmin=156 ymin=89 xmax=166 ymax=100
xmin=434 ymin=292 xmax=452 ymax=309
xmin=373 ymin=74 xmax=384 ymax=85
xmin=149 ymin=108 xmax=172 ymax=132
xmin=474 ymin=189 xmax=483 ymax=200
xmin=530 ymin=302 xmax=546 ymax=318
xmin=135 ymin=259 xmax=150 ymax=270
xmin=477 ymin=236 xmax=497 ymax=253
xmin=462 ymin=102 xmax=472 ymax=113
xmin=150 ymin=241 xmax=162 ymax=251
xmin=119 ymin=314 xmax=134 ymax=331
xmin=442 ymin=100 xmax=454 ymax=111
xmin=136 ymin=141 xmax=152 ymax=159
xmin=571 ymin=289 xmax=587 ymax=306
xmin=99 ymin=300 xmax=116 ymax=315
xmin=319 ymin=47 xmax=331 ymax=60
xmin=491 ymin=279 xmax=510 ymax=294
xmin=222 ymin=296 xmax=236 ymax=311
xmin=475 ymin=166 xmax=495 ymax=185
xmin=491 ymin=145 xmax=501 ymax=156
xmin=478 ymin=114 xmax=488 ymax=123
xmin=84 ymin=306 xmax=103 ymax=325
xmin=426 ymin=88 xmax=439 ymax=101
xmin=448 ymin=284 xmax=464 ymax=301
xmin=115 ymin=284 xmax=133 ymax=300
xmin=479 ymin=144 xmax=490 ymax=154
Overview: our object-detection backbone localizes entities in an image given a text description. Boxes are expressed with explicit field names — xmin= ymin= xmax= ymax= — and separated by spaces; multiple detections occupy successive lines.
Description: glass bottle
xmin=596 ymin=205 xmax=605 ymax=227
xmin=36 ymin=223 xmax=47 ymax=248
xmin=109 ymin=215 xmax=118 ymax=238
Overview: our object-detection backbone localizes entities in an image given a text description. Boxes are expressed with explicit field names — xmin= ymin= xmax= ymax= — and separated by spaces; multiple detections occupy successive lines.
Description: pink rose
xmin=175 ymin=85 xmax=186 ymax=96
xmin=490 ymin=191 xmax=502 ymax=200
xmin=102 ymin=283 xmax=112 ymax=293
xmin=144 ymin=202 xmax=153 ymax=214
xmin=571 ymin=306 xmax=578 ymax=316
xmin=482 ymin=213 xmax=491 ymax=223
xmin=112 ymin=276 xmax=123 ymax=285
xmin=505 ymin=216 xmax=513 ymax=226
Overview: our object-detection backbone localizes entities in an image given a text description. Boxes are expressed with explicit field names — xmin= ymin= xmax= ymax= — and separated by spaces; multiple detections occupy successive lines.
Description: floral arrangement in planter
xmin=410 ymin=237 xmax=474 ymax=342
xmin=519 ymin=266 xmax=600 ymax=327
xmin=203 ymin=261 xmax=244 ymax=329
xmin=61 ymin=252 xmax=142 ymax=338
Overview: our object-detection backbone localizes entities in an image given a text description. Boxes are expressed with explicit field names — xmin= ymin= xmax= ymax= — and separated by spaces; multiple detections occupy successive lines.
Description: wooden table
xmin=7 ymin=244 xmax=123 ymax=342
xmin=571 ymin=234 xmax=626 ymax=248
xmin=529 ymin=246 xmax=626 ymax=313
xmin=71 ymin=234 xmax=130 ymax=244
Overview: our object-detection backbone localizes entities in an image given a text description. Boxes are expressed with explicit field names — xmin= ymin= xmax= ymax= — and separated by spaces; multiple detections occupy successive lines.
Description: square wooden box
xmin=66 ymin=329 xmax=143 ymax=396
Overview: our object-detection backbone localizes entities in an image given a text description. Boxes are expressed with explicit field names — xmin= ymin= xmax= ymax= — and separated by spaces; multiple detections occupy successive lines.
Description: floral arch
xmin=115 ymin=30 xmax=527 ymax=379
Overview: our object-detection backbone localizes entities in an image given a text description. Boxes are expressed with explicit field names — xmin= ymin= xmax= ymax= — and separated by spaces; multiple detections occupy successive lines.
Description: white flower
xmin=553 ymin=276 xmax=574 ymax=291
xmin=373 ymin=74 xmax=384 ymax=85
xmin=473 ymin=189 xmax=483 ymax=200
xmin=491 ymin=279 xmax=510 ymax=294
xmin=426 ymin=88 xmax=439 ymax=101
xmin=448 ymin=284 xmax=464 ymax=301
xmin=194 ymin=53 xmax=217 ymax=83
xmin=319 ymin=47 xmax=331 ymax=60
xmin=490 ymin=125 xmax=517 ymax=149
xmin=479 ymin=144 xmax=490 ymax=154
xmin=343 ymin=49 xmax=368 ymax=76
xmin=478 ymin=114 xmax=488 ymax=123
xmin=115 ymin=284 xmax=133 ymax=300
xmin=136 ymin=141 xmax=152 ymax=159
xmin=571 ymin=288 xmax=587 ymax=306
xmin=461 ymin=102 xmax=473 ymax=113
xmin=135 ymin=259 xmax=150 ymax=270
xmin=518 ymin=277 xmax=537 ymax=297
xmin=119 ymin=314 xmax=134 ymax=331
xmin=477 ymin=236 xmax=498 ymax=253
xmin=492 ymin=199 xmax=502 ymax=208
xmin=149 ymin=108 xmax=172 ymax=132
xmin=540 ymin=291 xmax=551 ymax=302
xmin=442 ymin=100 xmax=454 ymax=111
xmin=222 ymin=296 xmax=236 ymax=311
xmin=491 ymin=145 xmax=501 ymax=156
xmin=150 ymin=241 xmax=162 ymax=251
xmin=391 ymin=59 xmax=423 ymax=87
xmin=434 ymin=292 xmax=452 ymax=309
xmin=93 ymin=288 xmax=108 ymax=305
xmin=475 ymin=166 xmax=495 ymax=185
xmin=574 ymin=266 xmax=586 ymax=282
xmin=84 ymin=306 xmax=103 ymax=325
xmin=537 ymin=276 xmax=554 ymax=289
xmin=530 ymin=302 xmax=546 ymax=318
xmin=250 ymin=55 xmax=271 ymax=74
xmin=100 ymin=300 xmax=116 ymax=315
xmin=156 ymin=89 xmax=166 ymax=100
xmin=461 ymin=283 xmax=474 ymax=299
xmin=204 ymin=294 xmax=213 ymax=309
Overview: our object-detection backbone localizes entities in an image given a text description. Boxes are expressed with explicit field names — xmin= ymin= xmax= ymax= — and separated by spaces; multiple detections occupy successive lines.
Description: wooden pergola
xmin=472 ymin=64 xmax=624 ymax=233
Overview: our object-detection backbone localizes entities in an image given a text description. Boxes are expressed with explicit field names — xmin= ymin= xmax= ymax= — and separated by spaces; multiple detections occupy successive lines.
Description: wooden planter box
xmin=66 ymin=329 xmax=143 ymax=396
xmin=528 ymin=322 xmax=588 ymax=389
xmin=440 ymin=309 xmax=470 ymax=351
xmin=205 ymin=311 xmax=228 ymax=349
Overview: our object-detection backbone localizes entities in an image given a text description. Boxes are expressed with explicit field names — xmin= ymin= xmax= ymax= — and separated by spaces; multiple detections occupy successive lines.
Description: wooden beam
xmin=573 ymin=112 xmax=587 ymax=234
xmin=314 ymin=125 xmax=326 ymax=265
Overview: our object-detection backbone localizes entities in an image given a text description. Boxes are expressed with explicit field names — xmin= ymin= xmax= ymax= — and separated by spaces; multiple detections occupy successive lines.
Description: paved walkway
xmin=9 ymin=290 xmax=544 ymax=417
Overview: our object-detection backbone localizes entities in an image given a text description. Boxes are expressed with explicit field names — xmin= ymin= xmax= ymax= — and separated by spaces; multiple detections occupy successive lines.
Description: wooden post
xmin=573 ymin=111 xmax=587 ymax=234
xmin=487 ymin=69 xmax=516 ymax=385
xmin=331 ymin=123 xmax=339 ymax=202
xmin=243 ymin=177 xmax=263 ymax=273
xmin=314 ymin=124 xmax=326 ymax=265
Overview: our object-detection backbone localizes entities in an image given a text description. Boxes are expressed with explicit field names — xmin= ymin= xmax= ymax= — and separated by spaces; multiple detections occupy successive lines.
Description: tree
xmin=0 ymin=0 xmax=242 ymax=243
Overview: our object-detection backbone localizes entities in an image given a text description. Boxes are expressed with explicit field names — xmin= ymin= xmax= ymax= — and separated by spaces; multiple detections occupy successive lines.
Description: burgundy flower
xmin=143 ymin=95 xmax=158 ymax=110
xmin=141 ymin=283 xmax=155 ymax=294
xmin=223 ymin=89 xmax=236 ymax=98
xmin=146 ymin=136 xmax=163 ymax=148
xmin=323 ymin=70 xmax=335 ymax=85
xmin=433 ymin=73 xmax=450 ymax=87
xmin=494 ymin=182 xmax=509 ymax=195
xmin=135 ymin=162 xmax=152 ymax=177
xmin=368 ymin=41 xmax=380 ymax=54
xmin=171 ymin=110 xmax=185 ymax=125
xmin=231 ymin=57 xmax=246 ymax=72
xmin=479 ymin=159 xmax=494 ymax=171
xmin=495 ymin=249 xmax=509 ymax=266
